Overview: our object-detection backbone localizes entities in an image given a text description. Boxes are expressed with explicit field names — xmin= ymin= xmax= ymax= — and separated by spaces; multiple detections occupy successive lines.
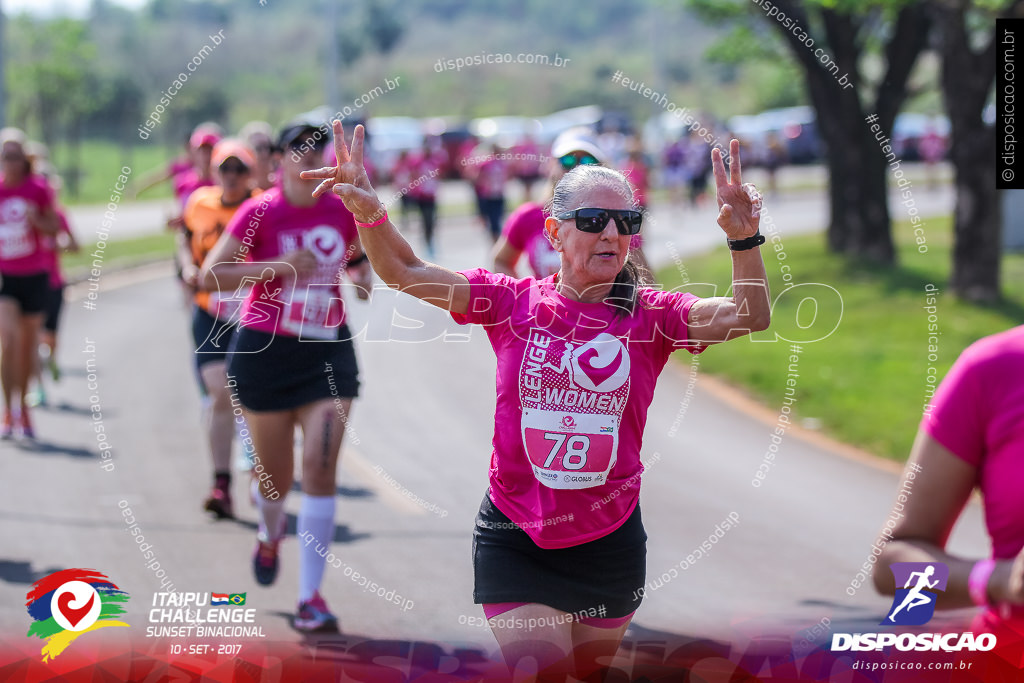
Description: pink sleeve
xmin=35 ymin=178 xmax=55 ymax=212
xmin=648 ymin=289 xmax=704 ymax=355
xmin=503 ymin=203 xmax=540 ymax=251
xmin=921 ymin=346 xmax=986 ymax=466
xmin=450 ymin=268 xmax=518 ymax=327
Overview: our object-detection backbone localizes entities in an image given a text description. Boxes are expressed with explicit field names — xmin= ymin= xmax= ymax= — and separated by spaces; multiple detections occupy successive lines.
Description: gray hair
xmin=547 ymin=165 xmax=648 ymax=316
xmin=548 ymin=164 xmax=636 ymax=216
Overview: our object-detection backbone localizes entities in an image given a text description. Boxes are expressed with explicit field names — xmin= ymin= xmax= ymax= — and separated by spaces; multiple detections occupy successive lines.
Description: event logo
xmin=0 ymin=197 xmax=28 ymax=224
xmin=25 ymin=569 xmax=129 ymax=662
xmin=305 ymin=225 xmax=345 ymax=263
xmin=212 ymin=592 xmax=247 ymax=606
xmin=883 ymin=562 xmax=948 ymax=626
xmin=570 ymin=333 xmax=630 ymax=393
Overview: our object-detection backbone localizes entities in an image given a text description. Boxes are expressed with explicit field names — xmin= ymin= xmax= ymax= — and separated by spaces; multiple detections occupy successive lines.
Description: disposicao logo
xmin=25 ymin=569 xmax=130 ymax=661
xmin=883 ymin=562 xmax=948 ymax=626
xmin=832 ymin=562 xmax=997 ymax=653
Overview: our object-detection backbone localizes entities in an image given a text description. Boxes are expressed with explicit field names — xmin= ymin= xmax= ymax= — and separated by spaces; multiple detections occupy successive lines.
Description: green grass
xmin=659 ymin=216 xmax=1024 ymax=461
xmin=47 ymin=140 xmax=178 ymax=206
xmin=63 ymin=231 xmax=176 ymax=282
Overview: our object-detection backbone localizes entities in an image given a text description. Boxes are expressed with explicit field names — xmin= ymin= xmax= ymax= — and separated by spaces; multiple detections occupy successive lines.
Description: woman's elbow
xmin=197 ymin=265 xmax=217 ymax=291
xmin=751 ymin=311 xmax=771 ymax=332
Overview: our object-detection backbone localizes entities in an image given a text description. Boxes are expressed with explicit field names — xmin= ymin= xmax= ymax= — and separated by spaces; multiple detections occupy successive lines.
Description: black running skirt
xmin=472 ymin=493 xmax=646 ymax=618
xmin=227 ymin=324 xmax=359 ymax=412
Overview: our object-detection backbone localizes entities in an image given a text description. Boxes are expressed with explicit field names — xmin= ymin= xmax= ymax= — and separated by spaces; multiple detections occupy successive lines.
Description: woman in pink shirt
xmin=874 ymin=326 xmax=1024 ymax=642
xmin=0 ymin=128 xmax=60 ymax=439
xmin=304 ymin=122 xmax=769 ymax=679
xmin=200 ymin=120 xmax=372 ymax=633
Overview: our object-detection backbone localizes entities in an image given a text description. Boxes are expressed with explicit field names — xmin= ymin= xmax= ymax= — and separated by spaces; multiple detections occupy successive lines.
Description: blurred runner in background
xmin=240 ymin=121 xmax=279 ymax=191
xmin=0 ymin=128 xmax=61 ymax=440
xmin=181 ymin=139 xmax=259 ymax=520
xmin=201 ymin=117 xmax=371 ymax=633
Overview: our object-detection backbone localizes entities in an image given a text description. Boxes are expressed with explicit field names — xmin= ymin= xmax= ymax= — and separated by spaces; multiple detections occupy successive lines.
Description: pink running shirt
xmin=223 ymin=187 xmax=359 ymax=339
xmin=922 ymin=325 xmax=1024 ymax=563
xmin=452 ymin=269 xmax=703 ymax=549
xmin=503 ymin=202 xmax=560 ymax=279
xmin=0 ymin=174 xmax=56 ymax=275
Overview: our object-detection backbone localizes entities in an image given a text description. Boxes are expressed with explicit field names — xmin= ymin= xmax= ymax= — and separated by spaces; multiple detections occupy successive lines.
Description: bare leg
xmin=17 ymin=313 xmax=44 ymax=415
xmin=571 ymin=619 xmax=631 ymax=680
xmin=295 ymin=398 xmax=348 ymax=495
xmin=199 ymin=361 xmax=235 ymax=474
xmin=244 ymin=408 xmax=295 ymax=504
xmin=0 ymin=299 xmax=22 ymax=416
xmin=488 ymin=603 xmax=575 ymax=682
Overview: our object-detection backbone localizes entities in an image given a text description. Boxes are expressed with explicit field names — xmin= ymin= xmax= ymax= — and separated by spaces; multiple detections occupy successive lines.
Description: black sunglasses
xmin=558 ymin=153 xmax=600 ymax=170
xmin=555 ymin=208 xmax=643 ymax=235
xmin=219 ymin=162 xmax=250 ymax=175
xmin=287 ymin=135 xmax=328 ymax=153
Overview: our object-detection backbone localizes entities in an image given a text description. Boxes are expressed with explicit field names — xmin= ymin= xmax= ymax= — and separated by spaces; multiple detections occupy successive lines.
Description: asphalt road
xmin=0 ymin=183 xmax=979 ymax=671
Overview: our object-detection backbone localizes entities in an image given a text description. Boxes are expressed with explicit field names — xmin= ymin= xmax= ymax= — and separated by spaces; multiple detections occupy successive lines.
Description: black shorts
xmin=227 ymin=324 xmax=359 ymax=412
xmin=192 ymin=305 xmax=237 ymax=369
xmin=43 ymin=284 xmax=64 ymax=333
xmin=472 ymin=493 xmax=646 ymax=618
xmin=0 ymin=272 xmax=49 ymax=315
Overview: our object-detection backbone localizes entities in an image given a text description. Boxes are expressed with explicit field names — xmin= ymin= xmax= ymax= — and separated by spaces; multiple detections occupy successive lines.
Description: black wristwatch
xmin=727 ymin=231 xmax=766 ymax=251
xmin=346 ymin=253 xmax=369 ymax=267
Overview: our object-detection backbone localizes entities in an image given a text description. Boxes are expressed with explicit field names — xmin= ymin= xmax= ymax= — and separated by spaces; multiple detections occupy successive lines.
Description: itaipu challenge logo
xmin=25 ymin=569 xmax=129 ymax=661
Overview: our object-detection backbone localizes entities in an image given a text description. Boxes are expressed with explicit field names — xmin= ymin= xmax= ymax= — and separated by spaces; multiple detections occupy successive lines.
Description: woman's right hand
xmin=300 ymin=121 xmax=384 ymax=224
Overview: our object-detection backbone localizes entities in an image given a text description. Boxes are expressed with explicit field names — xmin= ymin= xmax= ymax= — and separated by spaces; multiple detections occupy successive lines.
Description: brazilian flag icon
xmin=229 ymin=593 xmax=246 ymax=605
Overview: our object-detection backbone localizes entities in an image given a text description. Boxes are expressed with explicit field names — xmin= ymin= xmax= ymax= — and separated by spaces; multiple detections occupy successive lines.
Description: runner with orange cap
xmin=182 ymin=138 xmax=258 ymax=518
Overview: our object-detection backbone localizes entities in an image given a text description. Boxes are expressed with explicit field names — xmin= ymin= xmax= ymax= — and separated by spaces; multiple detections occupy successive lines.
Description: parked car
xmin=892 ymin=113 xmax=950 ymax=161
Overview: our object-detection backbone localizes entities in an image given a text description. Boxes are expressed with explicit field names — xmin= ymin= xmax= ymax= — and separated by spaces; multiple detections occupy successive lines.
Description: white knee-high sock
xmin=257 ymin=493 xmax=286 ymax=543
xmin=297 ymin=494 xmax=336 ymax=603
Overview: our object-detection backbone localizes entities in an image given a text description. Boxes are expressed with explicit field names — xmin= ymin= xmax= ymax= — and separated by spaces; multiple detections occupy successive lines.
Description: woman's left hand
xmin=712 ymin=139 xmax=761 ymax=240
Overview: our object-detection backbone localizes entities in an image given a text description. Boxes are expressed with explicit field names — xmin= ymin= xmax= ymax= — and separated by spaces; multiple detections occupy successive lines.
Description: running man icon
xmin=882 ymin=562 xmax=949 ymax=626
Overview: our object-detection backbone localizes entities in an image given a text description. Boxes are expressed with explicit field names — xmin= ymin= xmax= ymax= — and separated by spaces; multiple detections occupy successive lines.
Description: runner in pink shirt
xmin=492 ymin=129 xmax=604 ymax=280
xmin=467 ymin=144 xmax=509 ymax=243
xmin=303 ymin=122 xmax=770 ymax=679
xmin=200 ymin=118 xmax=372 ymax=633
xmin=875 ymin=325 xmax=1024 ymax=646
xmin=0 ymin=128 xmax=61 ymax=439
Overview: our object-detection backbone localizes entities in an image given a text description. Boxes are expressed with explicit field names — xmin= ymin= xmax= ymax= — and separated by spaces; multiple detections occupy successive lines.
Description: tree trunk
xmin=931 ymin=0 xmax=1013 ymax=302
xmin=763 ymin=2 xmax=930 ymax=264
xmin=948 ymin=125 xmax=999 ymax=301
xmin=812 ymin=77 xmax=894 ymax=261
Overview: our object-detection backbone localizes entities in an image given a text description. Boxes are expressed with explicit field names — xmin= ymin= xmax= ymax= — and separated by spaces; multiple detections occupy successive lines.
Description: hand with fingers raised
xmin=300 ymin=120 xmax=386 ymax=225
xmin=711 ymin=139 xmax=762 ymax=241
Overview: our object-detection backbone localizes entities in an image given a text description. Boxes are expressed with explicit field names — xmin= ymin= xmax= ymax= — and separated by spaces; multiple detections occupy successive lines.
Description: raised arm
xmin=301 ymin=121 xmax=470 ymax=315
xmin=686 ymin=139 xmax=770 ymax=344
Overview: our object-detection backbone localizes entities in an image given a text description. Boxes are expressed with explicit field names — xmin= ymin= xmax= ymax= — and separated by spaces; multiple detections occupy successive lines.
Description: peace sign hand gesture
xmin=300 ymin=120 xmax=385 ymax=223
xmin=711 ymin=139 xmax=761 ymax=240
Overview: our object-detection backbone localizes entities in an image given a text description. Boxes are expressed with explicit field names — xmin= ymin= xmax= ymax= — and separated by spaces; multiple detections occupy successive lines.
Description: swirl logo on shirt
xmin=570 ymin=333 xmax=630 ymax=393
xmin=0 ymin=197 xmax=28 ymax=224
xmin=304 ymin=225 xmax=345 ymax=263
